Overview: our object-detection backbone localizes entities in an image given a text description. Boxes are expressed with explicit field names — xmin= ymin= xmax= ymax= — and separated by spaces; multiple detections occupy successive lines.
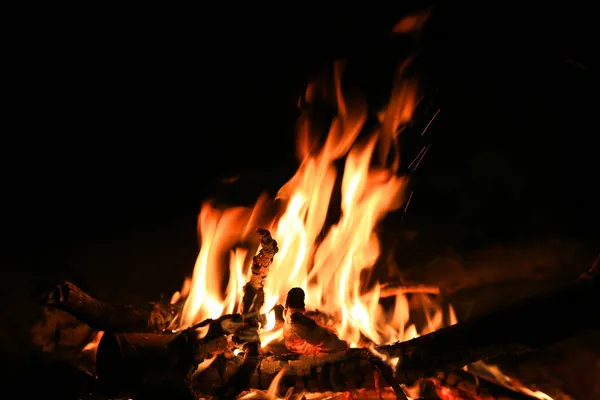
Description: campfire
xmin=37 ymin=12 xmax=599 ymax=400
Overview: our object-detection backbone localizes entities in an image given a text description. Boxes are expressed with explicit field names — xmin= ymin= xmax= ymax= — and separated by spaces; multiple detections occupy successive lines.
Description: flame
xmin=82 ymin=331 xmax=103 ymax=353
xmin=239 ymin=368 xmax=290 ymax=400
xmin=174 ymin=56 xmax=450 ymax=350
xmin=264 ymin=309 xmax=276 ymax=331
xmin=170 ymin=277 xmax=192 ymax=305
xmin=468 ymin=362 xmax=554 ymax=400
xmin=165 ymin=24 xmax=554 ymax=400
xmin=179 ymin=198 xmax=268 ymax=327
xmin=194 ymin=354 xmax=217 ymax=376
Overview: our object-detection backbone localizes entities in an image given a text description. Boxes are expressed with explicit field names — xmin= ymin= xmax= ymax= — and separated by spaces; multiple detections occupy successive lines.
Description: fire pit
xmin=29 ymin=11 xmax=599 ymax=400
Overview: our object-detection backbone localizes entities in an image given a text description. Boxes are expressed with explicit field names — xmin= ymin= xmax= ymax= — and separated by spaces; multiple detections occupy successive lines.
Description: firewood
xmin=135 ymin=378 xmax=197 ymax=400
xmin=378 ymin=258 xmax=600 ymax=385
xmin=96 ymin=330 xmax=198 ymax=397
xmin=95 ymin=315 xmax=246 ymax=397
xmin=283 ymin=287 xmax=348 ymax=354
xmin=189 ymin=313 xmax=247 ymax=342
xmin=42 ymin=280 xmax=177 ymax=333
xmin=429 ymin=369 xmax=537 ymax=400
xmin=238 ymin=228 xmax=279 ymax=317
xmin=192 ymin=351 xmax=541 ymax=399
xmin=193 ymin=349 xmax=376 ymax=395
xmin=215 ymin=228 xmax=279 ymax=400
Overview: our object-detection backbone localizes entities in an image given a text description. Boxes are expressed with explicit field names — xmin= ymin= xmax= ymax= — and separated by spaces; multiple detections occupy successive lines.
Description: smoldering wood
xmin=378 ymin=260 xmax=600 ymax=385
xmin=214 ymin=228 xmax=279 ymax=400
xmin=192 ymin=350 xmax=541 ymax=399
xmin=238 ymin=228 xmax=279 ymax=317
xmin=134 ymin=378 xmax=197 ymax=400
xmin=95 ymin=331 xmax=199 ymax=397
xmin=283 ymin=287 xmax=349 ymax=355
xmin=95 ymin=313 xmax=248 ymax=397
xmin=193 ymin=349 xmax=379 ymax=395
xmin=43 ymin=281 xmax=177 ymax=333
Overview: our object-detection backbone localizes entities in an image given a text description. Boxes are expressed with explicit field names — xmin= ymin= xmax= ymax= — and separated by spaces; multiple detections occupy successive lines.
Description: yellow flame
xmin=264 ymin=309 xmax=276 ymax=331
xmin=166 ymin=23 xmax=552 ymax=400
xmin=82 ymin=331 xmax=104 ymax=353
xmin=471 ymin=362 xmax=554 ymax=400
xmin=239 ymin=368 xmax=289 ymax=400
xmin=174 ymin=56 xmax=449 ymax=350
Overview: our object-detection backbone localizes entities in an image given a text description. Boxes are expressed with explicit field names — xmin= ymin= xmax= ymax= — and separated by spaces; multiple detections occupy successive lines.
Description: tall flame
xmin=173 ymin=57 xmax=445 ymax=349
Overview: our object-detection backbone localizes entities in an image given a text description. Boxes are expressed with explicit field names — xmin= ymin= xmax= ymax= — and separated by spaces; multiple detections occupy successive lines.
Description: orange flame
xmin=174 ymin=56 xmax=447 ymax=351
xmin=82 ymin=331 xmax=104 ymax=353
xmin=166 ymin=28 xmax=554 ymax=400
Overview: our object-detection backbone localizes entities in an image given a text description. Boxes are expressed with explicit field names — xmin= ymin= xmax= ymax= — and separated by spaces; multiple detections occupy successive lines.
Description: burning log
xmin=95 ymin=314 xmax=246 ymax=397
xmin=214 ymin=228 xmax=279 ymax=400
xmin=42 ymin=280 xmax=176 ymax=333
xmin=192 ymin=350 xmax=541 ymax=400
xmin=283 ymin=287 xmax=348 ymax=354
xmin=194 ymin=349 xmax=378 ymax=395
xmin=238 ymin=228 xmax=279 ymax=317
xmin=378 ymin=257 xmax=600 ymax=385
xmin=428 ymin=369 xmax=538 ymax=400
xmin=282 ymin=286 xmax=406 ymax=399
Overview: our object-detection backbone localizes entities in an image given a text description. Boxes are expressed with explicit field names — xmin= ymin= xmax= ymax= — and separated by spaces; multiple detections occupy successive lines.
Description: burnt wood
xmin=43 ymin=280 xmax=177 ymax=333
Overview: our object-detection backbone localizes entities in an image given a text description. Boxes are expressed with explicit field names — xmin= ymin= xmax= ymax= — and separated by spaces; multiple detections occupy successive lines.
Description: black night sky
xmin=1 ymin=1 xmax=597 ymax=361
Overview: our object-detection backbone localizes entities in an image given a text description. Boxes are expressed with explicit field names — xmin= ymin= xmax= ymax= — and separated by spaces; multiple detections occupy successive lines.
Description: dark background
xmin=0 ymin=2 xmax=598 ymax=398
xmin=2 ymin=0 xmax=597 ymax=337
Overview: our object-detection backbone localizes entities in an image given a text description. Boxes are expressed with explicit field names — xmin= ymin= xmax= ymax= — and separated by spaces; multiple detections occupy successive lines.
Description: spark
xmin=412 ymin=95 xmax=424 ymax=112
xmin=412 ymin=144 xmax=431 ymax=171
xmin=564 ymin=59 xmax=590 ymax=71
xmin=407 ymin=146 xmax=427 ymax=170
xmin=421 ymin=108 xmax=440 ymax=136
xmin=403 ymin=191 xmax=414 ymax=215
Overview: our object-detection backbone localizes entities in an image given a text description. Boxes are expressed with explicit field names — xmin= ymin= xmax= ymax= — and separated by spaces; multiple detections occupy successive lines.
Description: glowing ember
xmin=468 ymin=362 xmax=555 ymax=400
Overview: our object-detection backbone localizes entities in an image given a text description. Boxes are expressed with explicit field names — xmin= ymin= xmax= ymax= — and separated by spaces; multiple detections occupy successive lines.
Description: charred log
xmin=429 ymin=369 xmax=537 ymax=400
xmin=96 ymin=331 xmax=198 ymax=397
xmin=95 ymin=315 xmax=245 ymax=397
xmin=42 ymin=281 xmax=176 ymax=333
xmin=215 ymin=228 xmax=278 ymax=400
xmin=238 ymin=228 xmax=279 ymax=317
xmin=378 ymin=258 xmax=600 ymax=385
xmin=193 ymin=349 xmax=378 ymax=395
xmin=193 ymin=351 xmax=541 ymax=399
xmin=283 ymin=287 xmax=348 ymax=354
xmin=190 ymin=314 xmax=246 ymax=343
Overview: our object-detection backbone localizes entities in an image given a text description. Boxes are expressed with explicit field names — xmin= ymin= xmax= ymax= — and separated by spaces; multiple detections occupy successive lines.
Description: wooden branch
xmin=378 ymin=259 xmax=600 ymax=385
xmin=42 ymin=281 xmax=176 ymax=333
xmin=215 ymin=228 xmax=279 ymax=400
